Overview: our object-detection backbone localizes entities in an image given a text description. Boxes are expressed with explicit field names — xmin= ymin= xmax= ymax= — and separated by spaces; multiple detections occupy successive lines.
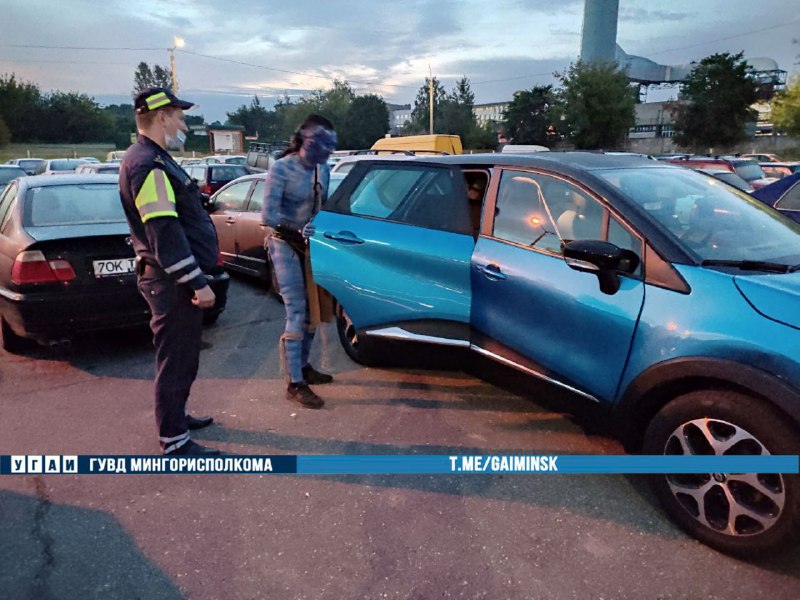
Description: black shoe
xmin=302 ymin=364 xmax=333 ymax=385
xmin=186 ymin=414 xmax=214 ymax=430
xmin=166 ymin=440 xmax=220 ymax=455
xmin=287 ymin=382 xmax=325 ymax=409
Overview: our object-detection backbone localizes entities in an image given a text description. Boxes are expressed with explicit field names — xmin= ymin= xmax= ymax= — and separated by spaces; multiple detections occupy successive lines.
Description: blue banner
xmin=1 ymin=454 xmax=797 ymax=475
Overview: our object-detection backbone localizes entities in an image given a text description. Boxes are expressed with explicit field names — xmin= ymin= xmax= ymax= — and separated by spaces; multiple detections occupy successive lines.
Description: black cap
xmin=134 ymin=87 xmax=194 ymax=115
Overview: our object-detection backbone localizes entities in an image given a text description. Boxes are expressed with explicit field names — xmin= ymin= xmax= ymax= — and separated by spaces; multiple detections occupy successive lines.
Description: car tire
xmin=335 ymin=303 xmax=375 ymax=366
xmin=1 ymin=316 xmax=29 ymax=354
xmin=642 ymin=389 xmax=800 ymax=558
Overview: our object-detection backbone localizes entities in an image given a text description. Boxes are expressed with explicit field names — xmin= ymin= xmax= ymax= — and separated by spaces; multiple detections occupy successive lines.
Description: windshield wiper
xmin=701 ymin=259 xmax=795 ymax=273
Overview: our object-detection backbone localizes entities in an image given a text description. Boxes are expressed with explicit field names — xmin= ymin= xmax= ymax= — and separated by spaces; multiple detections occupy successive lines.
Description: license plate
xmin=93 ymin=258 xmax=136 ymax=277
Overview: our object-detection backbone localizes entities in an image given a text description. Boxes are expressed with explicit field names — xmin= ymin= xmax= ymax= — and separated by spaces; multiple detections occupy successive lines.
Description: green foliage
xmin=231 ymin=81 xmax=389 ymax=150
xmin=133 ymin=62 xmax=173 ymax=94
xmin=341 ymin=94 xmax=389 ymax=149
xmin=673 ymin=52 xmax=758 ymax=151
xmin=772 ymin=76 xmax=800 ymax=138
xmin=0 ymin=73 xmax=44 ymax=142
xmin=556 ymin=61 xmax=636 ymax=149
xmin=38 ymin=92 xmax=111 ymax=143
xmin=227 ymin=96 xmax=282 ymax=141
xmin=0 ymin=116 xmax=10 ymax=147
xmin=406 ymin=76 xmax=487 ymax=148
xmin=503 ymin=85 xmax=557 ymax=146
xmin=408 ymin=77 xmax=447 ymax=133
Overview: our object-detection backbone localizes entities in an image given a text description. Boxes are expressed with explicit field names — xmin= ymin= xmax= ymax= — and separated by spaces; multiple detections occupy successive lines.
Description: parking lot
xmin=1 ymin=275 xmax=799 ymax=599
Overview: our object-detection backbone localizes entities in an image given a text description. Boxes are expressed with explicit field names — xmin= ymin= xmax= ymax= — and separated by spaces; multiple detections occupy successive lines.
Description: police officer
xmin=119 ymin=87 xmax=220 ymax=455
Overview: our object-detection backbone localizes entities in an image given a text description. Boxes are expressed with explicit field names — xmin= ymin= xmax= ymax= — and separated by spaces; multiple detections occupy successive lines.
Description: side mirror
xmin=563 ymin=240 xmax=640 ymax=295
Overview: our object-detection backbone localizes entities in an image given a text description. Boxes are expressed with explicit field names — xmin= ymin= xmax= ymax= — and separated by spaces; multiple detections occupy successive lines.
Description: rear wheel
xmin=1 ymin=316 xmax=29 ymax=354
xmin=643 ymin=390 xmax=800 ymax=557
xmin=335 ymin=303 xmax=375 ymax=366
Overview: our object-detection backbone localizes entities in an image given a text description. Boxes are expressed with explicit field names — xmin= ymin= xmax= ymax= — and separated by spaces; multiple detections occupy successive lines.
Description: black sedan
xmin=0 ymin=174 xmax=228 ymax=352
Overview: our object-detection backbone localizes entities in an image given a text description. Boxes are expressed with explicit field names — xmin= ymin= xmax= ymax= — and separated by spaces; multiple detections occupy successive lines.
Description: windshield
xmin=50 ymin=159 xmax=87 ymax=171
xmin=733 ymin=162 xmax=766 ymax=182
xmin=0 ymin=168 xmax=25 ymax=184
xmin=24 ymin=183 xmax=126 ymax=226
xmin=596 ymin=166 xmax=800 ymax=265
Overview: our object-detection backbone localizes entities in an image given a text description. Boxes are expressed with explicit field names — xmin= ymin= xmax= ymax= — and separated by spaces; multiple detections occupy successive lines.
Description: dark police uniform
xmin=119 ymin=109 xmax=218 ymax=454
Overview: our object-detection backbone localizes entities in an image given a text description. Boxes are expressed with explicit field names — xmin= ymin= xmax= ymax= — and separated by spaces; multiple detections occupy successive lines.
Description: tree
xmin=227 ymin=95 xmax=281 ymax=140
xmin=556 ymin=61 xmax=636 ymax=149
xmin=672 ymin=52 xmax=758 ymax=151
xmin=39 ymin=92 xmax=111 ymax=143
xmin=408 ymin=77 xmax=447 ymax=133
xmin=0 ymin=73 xmax=44 ymax=141
xmin=133 ymin=62 xmax=173 ymax=95
xmin=101 ymin=103 xmax=136 ymax=148
xmin=771 ymin=75 xmax=800 ymax=137
xmin=438 ymin=76 xmax=478 ymax=143
xmin=341 ymin=94 xmax=389 ymax=149
xmin=503 ymin=85 xmax=557 ymax=146
xmin=0 ymin=116 xmax=10 ymax=147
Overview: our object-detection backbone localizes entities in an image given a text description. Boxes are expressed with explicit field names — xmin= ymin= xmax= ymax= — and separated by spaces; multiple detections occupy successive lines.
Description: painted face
xmin=301 ymin=125 xmax=337 ymax=165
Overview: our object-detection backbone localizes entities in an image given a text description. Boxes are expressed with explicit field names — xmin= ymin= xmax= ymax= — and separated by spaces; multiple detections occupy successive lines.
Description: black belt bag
xmin=271 ymin=224 xmax=307 ymax=258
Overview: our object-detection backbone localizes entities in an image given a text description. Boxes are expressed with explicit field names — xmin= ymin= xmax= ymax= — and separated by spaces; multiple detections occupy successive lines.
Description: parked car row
xmin=4 ymin=148 xmax=800 ymax=557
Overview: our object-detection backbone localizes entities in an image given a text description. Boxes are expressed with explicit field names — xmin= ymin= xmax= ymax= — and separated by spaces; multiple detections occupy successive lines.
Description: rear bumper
xmin=0 ymin=280 xmax=150 ymax=342
xmin=0 ymin=270 xmax=230 ymax=342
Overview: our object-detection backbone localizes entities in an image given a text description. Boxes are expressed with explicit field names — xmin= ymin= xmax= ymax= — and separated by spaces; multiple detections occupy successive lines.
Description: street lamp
xmin=169 ymin=36 xmax=185 ymax=95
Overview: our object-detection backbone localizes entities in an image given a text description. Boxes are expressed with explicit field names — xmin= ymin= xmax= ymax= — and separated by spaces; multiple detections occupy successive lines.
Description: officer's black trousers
xmin=138 ymin=273 xmax=202 ymax=450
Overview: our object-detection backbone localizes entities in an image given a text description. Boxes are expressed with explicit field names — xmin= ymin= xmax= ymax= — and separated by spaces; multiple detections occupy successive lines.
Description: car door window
xmin=215 ymin=181 xmax=251 ymax=211
xmin=247 ymin=181 xmax=265 ymax=212
xmin=328 ymin=164 xmax=471 ymax=234
xmin=493 ymin=169 xmax=642 ymax=262
xmin=775 ymin=181 xmax=800 ymax=211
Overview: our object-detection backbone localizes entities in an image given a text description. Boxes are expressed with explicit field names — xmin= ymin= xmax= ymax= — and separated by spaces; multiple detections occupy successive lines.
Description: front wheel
xmin=643 ymin=390 xmax=800 ymax=557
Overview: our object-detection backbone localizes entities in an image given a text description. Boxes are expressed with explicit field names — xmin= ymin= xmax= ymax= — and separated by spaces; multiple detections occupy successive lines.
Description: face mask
xmin=165 ymin=129 xmax=186 ymax=150
xmin=301 ymin=126 xmax=337 ymax=165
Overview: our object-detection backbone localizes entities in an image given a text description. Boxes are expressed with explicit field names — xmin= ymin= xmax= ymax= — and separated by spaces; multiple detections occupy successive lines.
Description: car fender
xmin=614 ymin=356 xmax=800 ymax=450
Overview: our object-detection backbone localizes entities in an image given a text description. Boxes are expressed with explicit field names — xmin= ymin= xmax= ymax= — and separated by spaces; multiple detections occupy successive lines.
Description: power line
xmin=645 ymin=17 xmax=800 ymax=57
xmin=0 ymin=44 xmax=164 ymax=51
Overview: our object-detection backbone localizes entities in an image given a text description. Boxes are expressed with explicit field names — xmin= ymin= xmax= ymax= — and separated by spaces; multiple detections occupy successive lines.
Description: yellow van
xmin=371 ymin=134 xmax=462 ymax=155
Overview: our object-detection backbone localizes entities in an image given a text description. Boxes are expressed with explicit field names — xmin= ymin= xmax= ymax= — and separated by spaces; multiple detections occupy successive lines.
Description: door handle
xmin=225 ymin=217 xmax=236 ymax=224
xmin=477 ymin=263 xmax=507 ymax=280
xmin=323 ymin=231 xmax=364 ymax=244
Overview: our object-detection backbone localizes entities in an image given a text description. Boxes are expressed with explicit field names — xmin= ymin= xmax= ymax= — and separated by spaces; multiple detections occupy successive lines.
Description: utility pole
xmin=428 ymin=65 xmax=434 ymax=134
xmin=169 ymin=36 xmax=185 ymax=94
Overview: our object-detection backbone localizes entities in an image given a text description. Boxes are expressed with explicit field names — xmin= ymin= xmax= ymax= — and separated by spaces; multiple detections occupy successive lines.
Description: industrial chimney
xmin=580 ymin=0 xmax=620 ymax=64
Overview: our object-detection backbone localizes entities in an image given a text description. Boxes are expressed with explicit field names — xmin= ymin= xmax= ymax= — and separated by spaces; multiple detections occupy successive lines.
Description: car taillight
xmin=216 ymin=251 xmax=224 ymax=267
xmin=202 ymin=183 xmax=213 ymax=195
xmin=11 ymin=250 xmax=76 ymax=284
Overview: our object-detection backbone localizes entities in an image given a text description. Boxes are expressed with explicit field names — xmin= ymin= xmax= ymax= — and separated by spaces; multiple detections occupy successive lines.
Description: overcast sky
xmin=1 ymin=0 xmax=799 ymax=123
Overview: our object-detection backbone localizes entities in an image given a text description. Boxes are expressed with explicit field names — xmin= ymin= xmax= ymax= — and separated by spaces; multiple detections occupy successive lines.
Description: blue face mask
xmin=301 ymin=126 xmax=337 ymax=165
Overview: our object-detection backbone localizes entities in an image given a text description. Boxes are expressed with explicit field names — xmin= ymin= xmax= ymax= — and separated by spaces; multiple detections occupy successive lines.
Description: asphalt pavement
xmin=1 ymin=275 xmax=799 ymax=599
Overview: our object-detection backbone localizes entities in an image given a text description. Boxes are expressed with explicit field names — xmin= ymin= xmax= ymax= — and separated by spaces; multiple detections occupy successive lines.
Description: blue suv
xmin=309 ymin=153 xmax=800 ymax=557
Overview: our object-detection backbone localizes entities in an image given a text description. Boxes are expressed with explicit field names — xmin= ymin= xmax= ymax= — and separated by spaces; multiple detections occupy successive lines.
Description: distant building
xmin=388 ymin=104 xmax=412 ymax=135
xmin=629 ymin=101 xmax=676 ymax=140
xmin=207 ymin=124 xmax=245 ymax=154
xmin=473 ymin=102 xmax=509 ymax=126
